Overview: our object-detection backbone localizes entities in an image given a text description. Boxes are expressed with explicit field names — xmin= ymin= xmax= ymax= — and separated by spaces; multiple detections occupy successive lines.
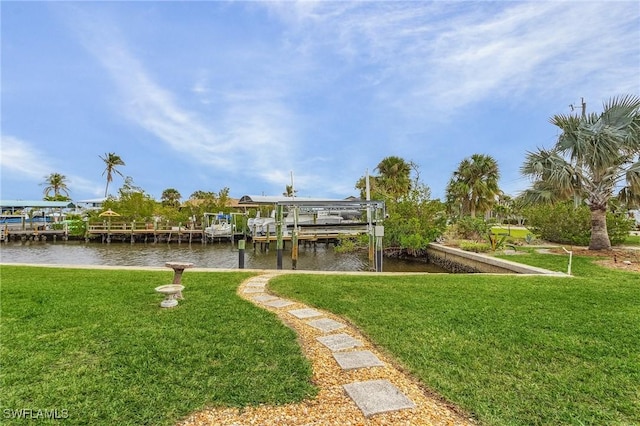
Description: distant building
xmin=75 ymin=198 xmax=107 ymax=211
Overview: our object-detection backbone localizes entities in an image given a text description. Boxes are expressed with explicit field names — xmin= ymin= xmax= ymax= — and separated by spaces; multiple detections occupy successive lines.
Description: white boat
xmin=204 ymin=213 xmax=233 ymax=238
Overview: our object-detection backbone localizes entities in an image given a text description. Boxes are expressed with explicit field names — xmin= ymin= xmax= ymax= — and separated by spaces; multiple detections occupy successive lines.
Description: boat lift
xmin=239 ymin=196 xmax=386 ymax=272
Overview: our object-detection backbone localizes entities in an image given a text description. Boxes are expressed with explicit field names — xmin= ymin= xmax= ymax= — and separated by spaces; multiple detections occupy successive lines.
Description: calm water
xmin=0 ymin=240 xmax=446 ymax=273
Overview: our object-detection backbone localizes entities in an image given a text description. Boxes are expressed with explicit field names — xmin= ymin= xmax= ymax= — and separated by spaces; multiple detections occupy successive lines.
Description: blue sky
xmin=2 ymin=1 xmax=639 ymax=202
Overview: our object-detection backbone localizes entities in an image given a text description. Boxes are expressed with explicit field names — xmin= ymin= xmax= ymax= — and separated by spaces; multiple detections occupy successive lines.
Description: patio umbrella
xmin=99 ymin=209 xmax=120 ymax=236
xmin=99 ymin=209 xmax=121 ymax=217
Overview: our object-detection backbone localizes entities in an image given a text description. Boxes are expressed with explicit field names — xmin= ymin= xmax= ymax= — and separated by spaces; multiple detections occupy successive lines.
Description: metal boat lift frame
xmin=239 ymin=196 xmax=386 ymax=271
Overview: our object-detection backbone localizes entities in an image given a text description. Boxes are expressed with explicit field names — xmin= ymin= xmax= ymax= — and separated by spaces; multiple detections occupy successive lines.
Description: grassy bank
xmin=270 ymin=253 xmax=640 ymax=425
xmin=0 ymin=267 xmax=316 ymax=425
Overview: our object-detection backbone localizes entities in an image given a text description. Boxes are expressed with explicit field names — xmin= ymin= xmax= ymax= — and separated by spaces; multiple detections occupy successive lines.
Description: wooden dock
xmin=87 ymin=223 xmax=204 ymax=243
xmin=85 ymin=222 xmax=248 ymax=243
xmin=2 ymin=227 xmax=70 ymax=242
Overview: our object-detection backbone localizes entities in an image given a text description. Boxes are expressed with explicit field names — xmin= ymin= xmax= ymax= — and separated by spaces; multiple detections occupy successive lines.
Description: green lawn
xmin=2 ymin=256 xmax=638 ymax=425
xmin=490 ymin=226 xmax=532 ymax=239
xmin=0 ymin=267 xmax=316 ymax=425
xmin=624 ymin=234 xmax=640 ymax=246
xmin=270 ymin=253 xmax=640 ymax=426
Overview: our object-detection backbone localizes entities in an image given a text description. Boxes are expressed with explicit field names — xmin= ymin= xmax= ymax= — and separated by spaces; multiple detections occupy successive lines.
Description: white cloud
xmin=0 ymin=135 xmax=53 ymax=180
xmin=0 ymin=135 xmax=103 ymax=198
xmin=264 ymin=1 xmax=640 ymax=115
xmin=65 ymin=6 xmax=300 ymax=187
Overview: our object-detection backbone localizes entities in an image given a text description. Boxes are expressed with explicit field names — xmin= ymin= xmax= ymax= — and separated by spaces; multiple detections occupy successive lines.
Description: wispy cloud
xmin=0 ymin=135 xmax=52 ymax=180
xmin=61 ymin=4 xmax=303 ymax=191
xmin=266 ymin=1 xmax=639 ymax=115
xmin=0 ymin=135 xmax=102 ymax=197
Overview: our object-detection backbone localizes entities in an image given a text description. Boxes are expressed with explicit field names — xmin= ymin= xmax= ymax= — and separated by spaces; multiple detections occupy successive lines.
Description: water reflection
xmin=0 ymin=240 xmax=447 ymax=273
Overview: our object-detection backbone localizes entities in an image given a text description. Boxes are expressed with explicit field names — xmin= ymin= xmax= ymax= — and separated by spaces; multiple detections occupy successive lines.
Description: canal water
xmin=0 ymin=241 xmax=447 ymax=273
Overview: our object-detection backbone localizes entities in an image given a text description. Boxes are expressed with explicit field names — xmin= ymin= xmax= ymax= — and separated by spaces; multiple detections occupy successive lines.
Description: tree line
xmin=40 ymin=95 xmax=640 ymax=250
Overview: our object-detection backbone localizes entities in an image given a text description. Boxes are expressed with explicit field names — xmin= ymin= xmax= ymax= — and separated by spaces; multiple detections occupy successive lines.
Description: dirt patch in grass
xmin=548 ymin=247 xmax=640 ymax=273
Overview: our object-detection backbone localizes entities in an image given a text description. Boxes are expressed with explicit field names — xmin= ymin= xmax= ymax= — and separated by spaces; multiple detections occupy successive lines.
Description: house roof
xmin=0 ymin=200 xmax=75 ymax=209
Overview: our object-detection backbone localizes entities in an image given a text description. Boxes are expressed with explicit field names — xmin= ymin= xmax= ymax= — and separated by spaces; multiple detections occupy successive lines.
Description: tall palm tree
xmin=100 ymin=152 xmax=125 ymax=197
xmin=446 ymin=154 xmax=500 ymax=218
xmin=520 ymin=95 xmax=640 ymax=250
xmin=374 ymin=156 xmax=413 ymax=202
xmin=41 ymin=173 xmax=70 ymax=200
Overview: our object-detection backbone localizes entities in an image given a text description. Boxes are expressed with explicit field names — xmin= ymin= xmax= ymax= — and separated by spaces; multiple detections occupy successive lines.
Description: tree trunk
xmin=589 ymin=207 xmax=611 ymax=250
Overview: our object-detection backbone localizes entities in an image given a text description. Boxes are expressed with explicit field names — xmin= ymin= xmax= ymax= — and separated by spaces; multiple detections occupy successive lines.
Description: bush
xmin=451 ymin=216 xmax=490 ymax=241
xmin=334 ymin=236 xmax=367 ymax=253
xmin=383 ymin=189 xmax=447 ymax=251
xmin=522 ymin=202 xmax=633 ymax=246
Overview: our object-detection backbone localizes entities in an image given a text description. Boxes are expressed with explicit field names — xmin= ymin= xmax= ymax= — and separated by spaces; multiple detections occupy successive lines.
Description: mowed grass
xmin=624 ymin=234 xmax=640 ymax=246
xmin=0 ymin=267 xmax=316 ymax=425
xmin=269 ymin=253 xmax=640 ymax=426
xmin=490 ymin=226 xmax=532 ymax=239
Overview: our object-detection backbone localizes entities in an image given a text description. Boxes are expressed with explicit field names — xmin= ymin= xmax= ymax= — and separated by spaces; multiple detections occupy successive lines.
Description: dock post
xmin=291 ymin=206 xmax=299 ymax=270
xmin=368 ymin=228 xmax=374 ymax=268
xmin=292 ymin=229 xmax=298 ymax=270
xmin=238 ymin=239 xmax=245 ymax=269
xmin=276 ymin=205 xmax=283 ymax=269
xmin=375 ymin=225 xmax=384 ymax=272
xmin=265 ymin=226 xmax=270 ymax=251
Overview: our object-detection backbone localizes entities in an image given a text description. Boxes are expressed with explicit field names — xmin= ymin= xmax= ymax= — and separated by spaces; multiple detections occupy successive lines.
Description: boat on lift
xmin=203 ymin=212 xmax=233 ymax=239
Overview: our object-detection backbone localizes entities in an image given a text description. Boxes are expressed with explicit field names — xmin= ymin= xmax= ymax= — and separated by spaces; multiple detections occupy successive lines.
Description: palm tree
xmin=100 ymin=152 xmax=125 ymax=197
xmin=446 ymin=154 xmax=501 ymax=218
xmin=161 ymin=188 xmax=182 ymax=207
xmin=41 ymin=173 xmax=70 ymax=200
xmin=520 ymin=95 xmax=640 ymax=250
xmin=374 ymin=156 xmax=413 ymax=202
xmin=283 ymin=185 xmax=297 ymax=197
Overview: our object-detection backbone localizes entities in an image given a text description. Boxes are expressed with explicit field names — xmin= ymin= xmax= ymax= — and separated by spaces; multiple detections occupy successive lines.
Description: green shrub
xmin=334 ymin=236 xmax=363 ymax=253
xmin=451 ymin=216 xmax=490 ymax=241
xmin=522 ymin=202 xmax=633 ymax=245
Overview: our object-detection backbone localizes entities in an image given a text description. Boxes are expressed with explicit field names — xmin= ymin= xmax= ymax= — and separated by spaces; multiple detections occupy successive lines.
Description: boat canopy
xmin=1 ymin=200 xmax=75 ymax=213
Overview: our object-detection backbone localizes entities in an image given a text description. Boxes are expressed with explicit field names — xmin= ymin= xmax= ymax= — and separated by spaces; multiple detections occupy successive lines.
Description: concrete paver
xmin=263 ymin=298 xmax=296 ymax=308
xmin=288 ymin=308 xmax=323 ymax=319
xmin=252 ymin=294 xmax=279 ymax=302
xmin=307 ymin=318 xmax=346 ymax=332
xmin=316 ymin=333 xmax=363 ymax=351
xmin=333 ymin=350 xmax=384 ymax=370
xmin=343 ymin=379 xmax=416 ymax=418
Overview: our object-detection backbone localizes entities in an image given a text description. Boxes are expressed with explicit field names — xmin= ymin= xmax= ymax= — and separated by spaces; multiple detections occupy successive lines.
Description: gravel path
xmin=179 ymin=274 xmax=476 ymax=426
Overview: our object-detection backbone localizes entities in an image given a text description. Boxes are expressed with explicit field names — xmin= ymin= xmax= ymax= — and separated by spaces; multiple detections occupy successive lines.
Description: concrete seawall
xmin=426 ymin=243 xmax=565 ymax=275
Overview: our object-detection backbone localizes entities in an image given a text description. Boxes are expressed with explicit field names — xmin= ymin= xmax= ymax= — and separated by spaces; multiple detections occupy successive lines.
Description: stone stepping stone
xmin=307 ymin=318 xmax=346 ymax=332
xmin=243 ymin=287 xmax=264 ymax=294
xmin=333 ymin=350 xmax=384 ymax=370
xmin=288 ymin=308 xmax=323 ymax=319
xmin=263 ymin=298 xmax=295 ymax=308
xmin=316 ymin=333 xmax=364 ymax=351
xmin=246 ymin=281 xmax=267 ymax=287
xmin=343 ymin=379 xmax=415 ymax=418
xmin=252 ymin=294 xmax=279 ymax=302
